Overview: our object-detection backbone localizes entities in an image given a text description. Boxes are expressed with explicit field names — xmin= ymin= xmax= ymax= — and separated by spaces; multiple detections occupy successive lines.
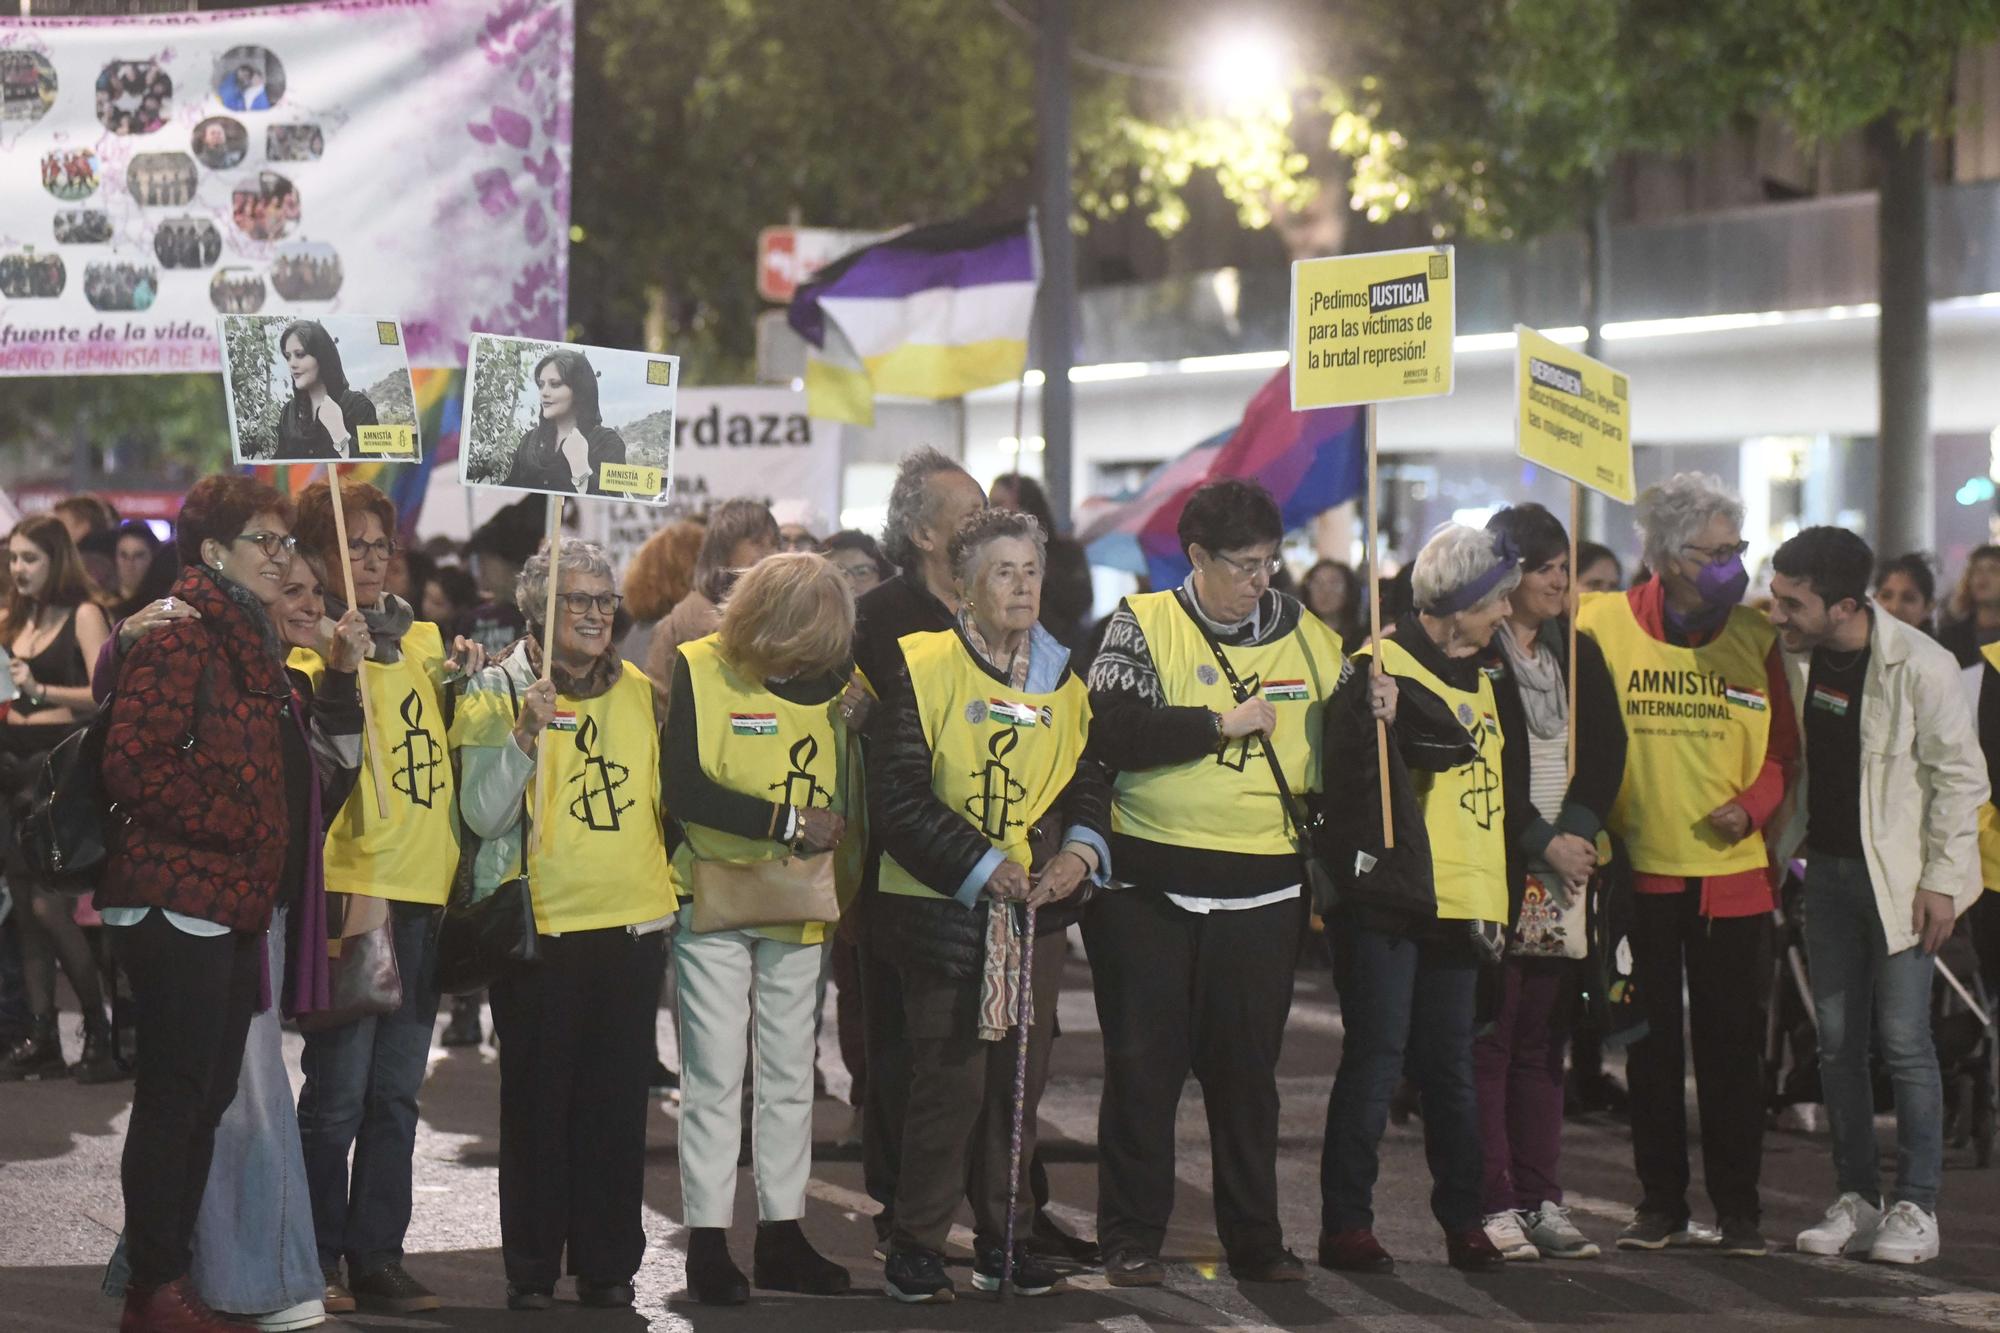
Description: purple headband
xmin=1421 ymin=533 xmax=1522 ymax=617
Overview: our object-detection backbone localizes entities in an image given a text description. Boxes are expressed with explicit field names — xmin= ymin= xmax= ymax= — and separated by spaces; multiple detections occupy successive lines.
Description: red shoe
xmin=1317 ymin=1229 xmax=1395 ymax=1273
xmin=120 ymin=1278 xmax=256 ymax=1331
xmin=1446 ymin=1229 xmax=1506 ymax=1272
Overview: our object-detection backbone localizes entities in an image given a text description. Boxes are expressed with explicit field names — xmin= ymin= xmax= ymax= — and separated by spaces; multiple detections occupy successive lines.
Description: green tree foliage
xmin=1771 ymin=0 xmax=2000 ymax=141
xmin=569 ymin=0 xmax=1323 ymax=378
xmin=463 ymin=337 xmax=561 ymax=484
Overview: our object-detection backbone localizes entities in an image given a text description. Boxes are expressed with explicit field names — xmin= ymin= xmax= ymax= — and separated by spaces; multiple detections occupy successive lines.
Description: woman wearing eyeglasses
xmin=1576 ymin=472 xmax=1797 ymax=1258
xmin=450 ymin=540 xmax=675 ymax=1312
xmin=94 ymin=476 xmax=314 ymax=1330
xmin=1082 ymin=479 xmax=1395 ymax=1288
xmin=288 ymin=479 xmax=484 ymax=1317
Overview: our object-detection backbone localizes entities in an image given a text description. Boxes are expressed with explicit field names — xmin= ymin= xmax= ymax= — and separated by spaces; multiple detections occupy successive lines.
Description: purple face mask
xmin=1693 ymin=553 xmax=1749 ymax=608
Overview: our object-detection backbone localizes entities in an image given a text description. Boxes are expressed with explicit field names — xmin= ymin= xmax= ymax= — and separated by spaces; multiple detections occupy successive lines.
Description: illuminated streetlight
xmin=1198 ymin=28 xmax=1288 ymax=107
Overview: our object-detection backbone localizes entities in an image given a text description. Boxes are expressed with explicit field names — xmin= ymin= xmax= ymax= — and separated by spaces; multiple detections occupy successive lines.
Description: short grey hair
xmin=1635 ymin=472 xmax=1744 ymax=573
xmin=948 ymin=507 xmax=1047 ymax=587
xmin=1411 ymin=523 xmax=1520 ymax=613
xmin=518 ymin=538 xmax=616 ymax=631
xmin=882 ymin=446 xmax=976 ymax=571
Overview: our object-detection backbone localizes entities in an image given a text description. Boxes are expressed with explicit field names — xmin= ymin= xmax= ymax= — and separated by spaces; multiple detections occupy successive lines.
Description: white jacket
xmin=1772 ymin=609 xmax=1988 ymax=953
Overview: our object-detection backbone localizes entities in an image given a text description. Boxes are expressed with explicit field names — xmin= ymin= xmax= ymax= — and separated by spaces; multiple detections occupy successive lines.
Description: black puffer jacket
xmin=867 ymin=626 xmax=1112 ymax=981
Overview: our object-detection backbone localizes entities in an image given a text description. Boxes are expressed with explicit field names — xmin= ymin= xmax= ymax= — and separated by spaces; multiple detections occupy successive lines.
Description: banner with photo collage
xmin=0 ymin=0 xmax=573 ymax=377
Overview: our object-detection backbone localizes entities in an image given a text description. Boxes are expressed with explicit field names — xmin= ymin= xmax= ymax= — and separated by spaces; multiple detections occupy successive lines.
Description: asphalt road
xmin=4 ymin=943 xmax=1998 ymax=1332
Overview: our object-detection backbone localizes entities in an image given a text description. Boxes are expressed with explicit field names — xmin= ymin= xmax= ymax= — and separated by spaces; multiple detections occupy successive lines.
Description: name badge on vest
xmin=548 ymin=709 xmax=579 ymax=732
xmin=1809 ymin=685 xmax=1851 ymax=717
xmin=729 ymin=712 xmax=777 ymax=736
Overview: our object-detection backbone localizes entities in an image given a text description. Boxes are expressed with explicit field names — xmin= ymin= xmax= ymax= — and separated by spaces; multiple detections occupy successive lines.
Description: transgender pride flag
xmin=788 ymin=217 xmax=1039 ymax=426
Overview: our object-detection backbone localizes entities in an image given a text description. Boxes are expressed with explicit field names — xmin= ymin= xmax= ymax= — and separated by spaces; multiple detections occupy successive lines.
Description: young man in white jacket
xmin=1767 ymin=527 xmax=1989 ymax=1265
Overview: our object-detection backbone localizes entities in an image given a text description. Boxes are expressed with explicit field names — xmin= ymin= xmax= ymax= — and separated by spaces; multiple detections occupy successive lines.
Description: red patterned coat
xmin=95 ymin=565 xmax=293 ymax=932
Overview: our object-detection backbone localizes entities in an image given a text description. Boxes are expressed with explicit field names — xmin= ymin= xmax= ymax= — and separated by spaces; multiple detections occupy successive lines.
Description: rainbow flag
xmin=247 ymin=367 xmax=463 ymax=538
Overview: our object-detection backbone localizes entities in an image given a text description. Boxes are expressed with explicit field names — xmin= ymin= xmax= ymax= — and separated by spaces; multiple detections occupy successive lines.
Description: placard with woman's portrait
xmin=219 ymin=313 xmax=420 ymax=464
xmin=460 ymin=333 xmax=679 ymax=505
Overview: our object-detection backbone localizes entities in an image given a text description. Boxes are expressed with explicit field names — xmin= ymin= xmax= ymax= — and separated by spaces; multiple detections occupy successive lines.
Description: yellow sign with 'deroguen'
xmin=1513 ymin=324 xmax=1634 ymax=503
xmin=1289 ymin=246 xmax=1455 ymax=409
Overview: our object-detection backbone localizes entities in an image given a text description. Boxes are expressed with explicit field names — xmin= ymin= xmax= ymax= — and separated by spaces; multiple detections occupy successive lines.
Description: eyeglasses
xmin=232 ymin=531 xmax=297 ymax=559
xmin=1210 ymin=551 xmax=1284 ymax=581
xmin=347 ymin=537 xmax=397 ymax=563
xmin=558 ymin=591 xmax=623 ymax=617
xmin=1681 ymin=540 xmax=1750 ymax=567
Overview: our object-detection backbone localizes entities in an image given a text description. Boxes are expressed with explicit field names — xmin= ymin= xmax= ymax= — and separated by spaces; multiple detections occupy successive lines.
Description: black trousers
xmin=114 ymin=911 xmax=262 ymax=1287
xmin=1082 ymin=887 xmax=1304 ymax=1262
xmin=1626 ymin=886 xmax=1771 ymax=1224
xmin=488 ymin=927 xmax=662 ymax=1289
xmin=856 ymin=911 xmax=912 ymax=1240
xmin=890 ymin=943 xmax=1062 ymax=1255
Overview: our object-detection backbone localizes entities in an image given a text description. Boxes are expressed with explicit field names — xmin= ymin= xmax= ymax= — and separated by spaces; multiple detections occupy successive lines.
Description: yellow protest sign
xmin=1513 ymin=325 xmax=1634 ymax=503
xmin=1289 ymin=246 xmax=1455 ymax=409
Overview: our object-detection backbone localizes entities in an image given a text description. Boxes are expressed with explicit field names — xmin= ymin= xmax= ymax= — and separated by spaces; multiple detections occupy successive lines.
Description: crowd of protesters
xmin=2 ymin=456 xmax=1999 ymax=1332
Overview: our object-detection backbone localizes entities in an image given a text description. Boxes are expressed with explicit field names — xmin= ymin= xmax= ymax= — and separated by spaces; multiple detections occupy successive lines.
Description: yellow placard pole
xmin=530 ymin=496 xmax=564 ymax=858
xmin=325 ymin=468 xmax=391 ymax=818
xmin=1365 ymin=406 xmax=1394 ymax=849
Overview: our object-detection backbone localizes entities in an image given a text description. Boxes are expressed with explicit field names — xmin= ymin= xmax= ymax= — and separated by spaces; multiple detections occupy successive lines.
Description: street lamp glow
xmin=1199 ymin=30 xmax=1287 ymax=106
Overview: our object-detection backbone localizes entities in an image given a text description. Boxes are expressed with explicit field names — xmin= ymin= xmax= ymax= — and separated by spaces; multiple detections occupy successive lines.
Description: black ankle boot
xmin=74 ymin=1013 xmax=129 ymax=1085
xmin=0 ymin=1016 xmax=68 ymax=1082
xmin=753 ymin=1219 xmax=851 ymax=1296
xmin=686 ymin=1227 xmax=749 ymax=1306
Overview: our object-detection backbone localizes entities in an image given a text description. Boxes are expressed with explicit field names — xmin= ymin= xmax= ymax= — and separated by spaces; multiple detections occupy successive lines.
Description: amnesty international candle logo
xmin=1216 ymin=672 xmax=1263 ymax=772
xmin=391 ymin=689 xmax=444 ymax=808
xmin=769 ymin=734 xmax=833 ymax=810
xmin=964 ymin=726 xmax=1028 ymax=841
xmin=567 ymin=715 xmax=633 ymax=831
xmin=1457 ymin=726 xmax=1503 ymax=832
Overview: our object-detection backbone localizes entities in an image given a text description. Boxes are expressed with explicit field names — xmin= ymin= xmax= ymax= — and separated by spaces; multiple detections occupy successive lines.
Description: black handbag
xmin=434 ymin=673 xmax=540 ymax=995
xmin=1188 ymin=610 xmax=1342 ymax=912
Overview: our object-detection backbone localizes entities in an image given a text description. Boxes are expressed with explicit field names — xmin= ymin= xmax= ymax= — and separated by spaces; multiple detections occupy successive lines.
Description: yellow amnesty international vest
xmin=1979 ymin=643 xmax=2000 ymax=891
xmin=1365 ymin=636 xmax=1509 ymax=923
xmin=291 ymin=621 xmax=459 ymax=905
xmin=878 ymin=629 xmax=1090 ymax=899
xmin=671 ymin=635 xmax=854 ymax=944
xmin=1578 ymin=591 xmax=1776 ymax=878
xmin=1112 ymin=590 xmax=1341 ymax=856
xmin=524 ymin=662 xmax=673 ymax=933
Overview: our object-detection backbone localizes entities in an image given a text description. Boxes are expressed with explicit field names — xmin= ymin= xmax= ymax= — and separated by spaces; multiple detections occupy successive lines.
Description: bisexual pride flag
xmin=788 ymin=217 xmax=1040 ymax=426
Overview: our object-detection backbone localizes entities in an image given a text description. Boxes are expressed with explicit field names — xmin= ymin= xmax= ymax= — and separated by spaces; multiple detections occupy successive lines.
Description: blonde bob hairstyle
xmin=718 ymin=551 xmax=855 ymax=684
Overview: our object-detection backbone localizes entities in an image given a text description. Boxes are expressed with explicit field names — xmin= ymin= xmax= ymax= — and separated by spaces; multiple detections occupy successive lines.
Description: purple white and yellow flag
xmin=787 ymin=217 xmax=1039 ymax=426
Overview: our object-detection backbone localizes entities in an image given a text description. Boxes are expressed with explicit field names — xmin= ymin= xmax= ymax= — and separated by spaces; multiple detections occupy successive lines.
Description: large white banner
xmin=0 ymin=0 xmax=572 ymax=377
xmin=579 ymin=387 xmax=843 ymax=574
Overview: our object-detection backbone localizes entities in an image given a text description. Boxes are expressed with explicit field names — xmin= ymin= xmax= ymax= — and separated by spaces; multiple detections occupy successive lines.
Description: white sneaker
xmin=1483 ymin=1210 xmax=1541 ymax=1261
xmin=1796 ymin=1193 xmax=1882 ymax=1256
xmin=1522 ymin=1201 xmax=1600 ymax=1259
xmin=220 ymin=1299 xmax=326 ymax=1331
xmin=1867 ymin=1201 xmax=1940 ymax=1265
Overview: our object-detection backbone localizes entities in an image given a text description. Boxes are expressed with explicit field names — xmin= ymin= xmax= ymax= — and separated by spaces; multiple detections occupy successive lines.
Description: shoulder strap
xmin=502 ymin=669 xmax=534 ymax=843
xmin=1182 ymin=604 xmax=1320 ymax=848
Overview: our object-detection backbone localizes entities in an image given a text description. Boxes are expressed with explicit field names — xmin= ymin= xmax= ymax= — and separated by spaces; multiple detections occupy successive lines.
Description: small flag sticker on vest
xmin=1723 ymin=685 xmax=1768 ymax=712
xmin=1263 ymin=679 xmax=1309 ymax=702
xmin=730 ymin=713 xmax=779 ymax=736
xmin=1810 ymin=685 xmax=1851 ymax=717
xmin=547 ymin=709 xmax=579 ymax=732
xmin=987 ymin=699 xmax=1039 ymax=728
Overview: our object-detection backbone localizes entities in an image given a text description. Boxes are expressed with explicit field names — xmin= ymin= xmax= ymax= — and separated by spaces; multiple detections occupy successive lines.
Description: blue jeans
xmin=1322 ymin=919 xmax=1484 ymax=1233
xmin=296 ymin=900 xmax=442 ymax=1272
xmin=1803 ymin=854 xmax=1943 ymax=1213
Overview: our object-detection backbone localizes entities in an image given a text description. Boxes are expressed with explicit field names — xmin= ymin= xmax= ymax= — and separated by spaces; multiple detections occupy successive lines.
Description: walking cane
xmin=1000 ymin=900 xmax=1038 ymax=1301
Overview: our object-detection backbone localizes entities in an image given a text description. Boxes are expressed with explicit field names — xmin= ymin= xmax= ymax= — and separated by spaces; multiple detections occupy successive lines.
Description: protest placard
xmin=219 ymin=314 xmax=418 ymax=464
xmin=1289 ymin=245 xmax=1456 ymax=410
xmin=460 ymin=334 xmax=679 ymax=506
xmin=1513 ymin=324 xmax=1635 ymax=504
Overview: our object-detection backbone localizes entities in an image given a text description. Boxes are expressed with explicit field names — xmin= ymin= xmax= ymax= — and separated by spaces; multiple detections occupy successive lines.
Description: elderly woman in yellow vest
xmin=1320 ymin=522 xmax=1523 ymax=1277
xmin=1577 ymin=472 xmax=1797 ymax=1257
xmin=1084 ymin=478 xmax=1382 ymax=1288
xmin=663 ymin=552 xmax=858 ymax=1306
xmin=288 ymin=479 xmax=482 ymax=1317
xmin=868 ymin=507 xmax=1111 ymax=1305
xmin=449 ymin=539 xmax=675 ymax=1313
